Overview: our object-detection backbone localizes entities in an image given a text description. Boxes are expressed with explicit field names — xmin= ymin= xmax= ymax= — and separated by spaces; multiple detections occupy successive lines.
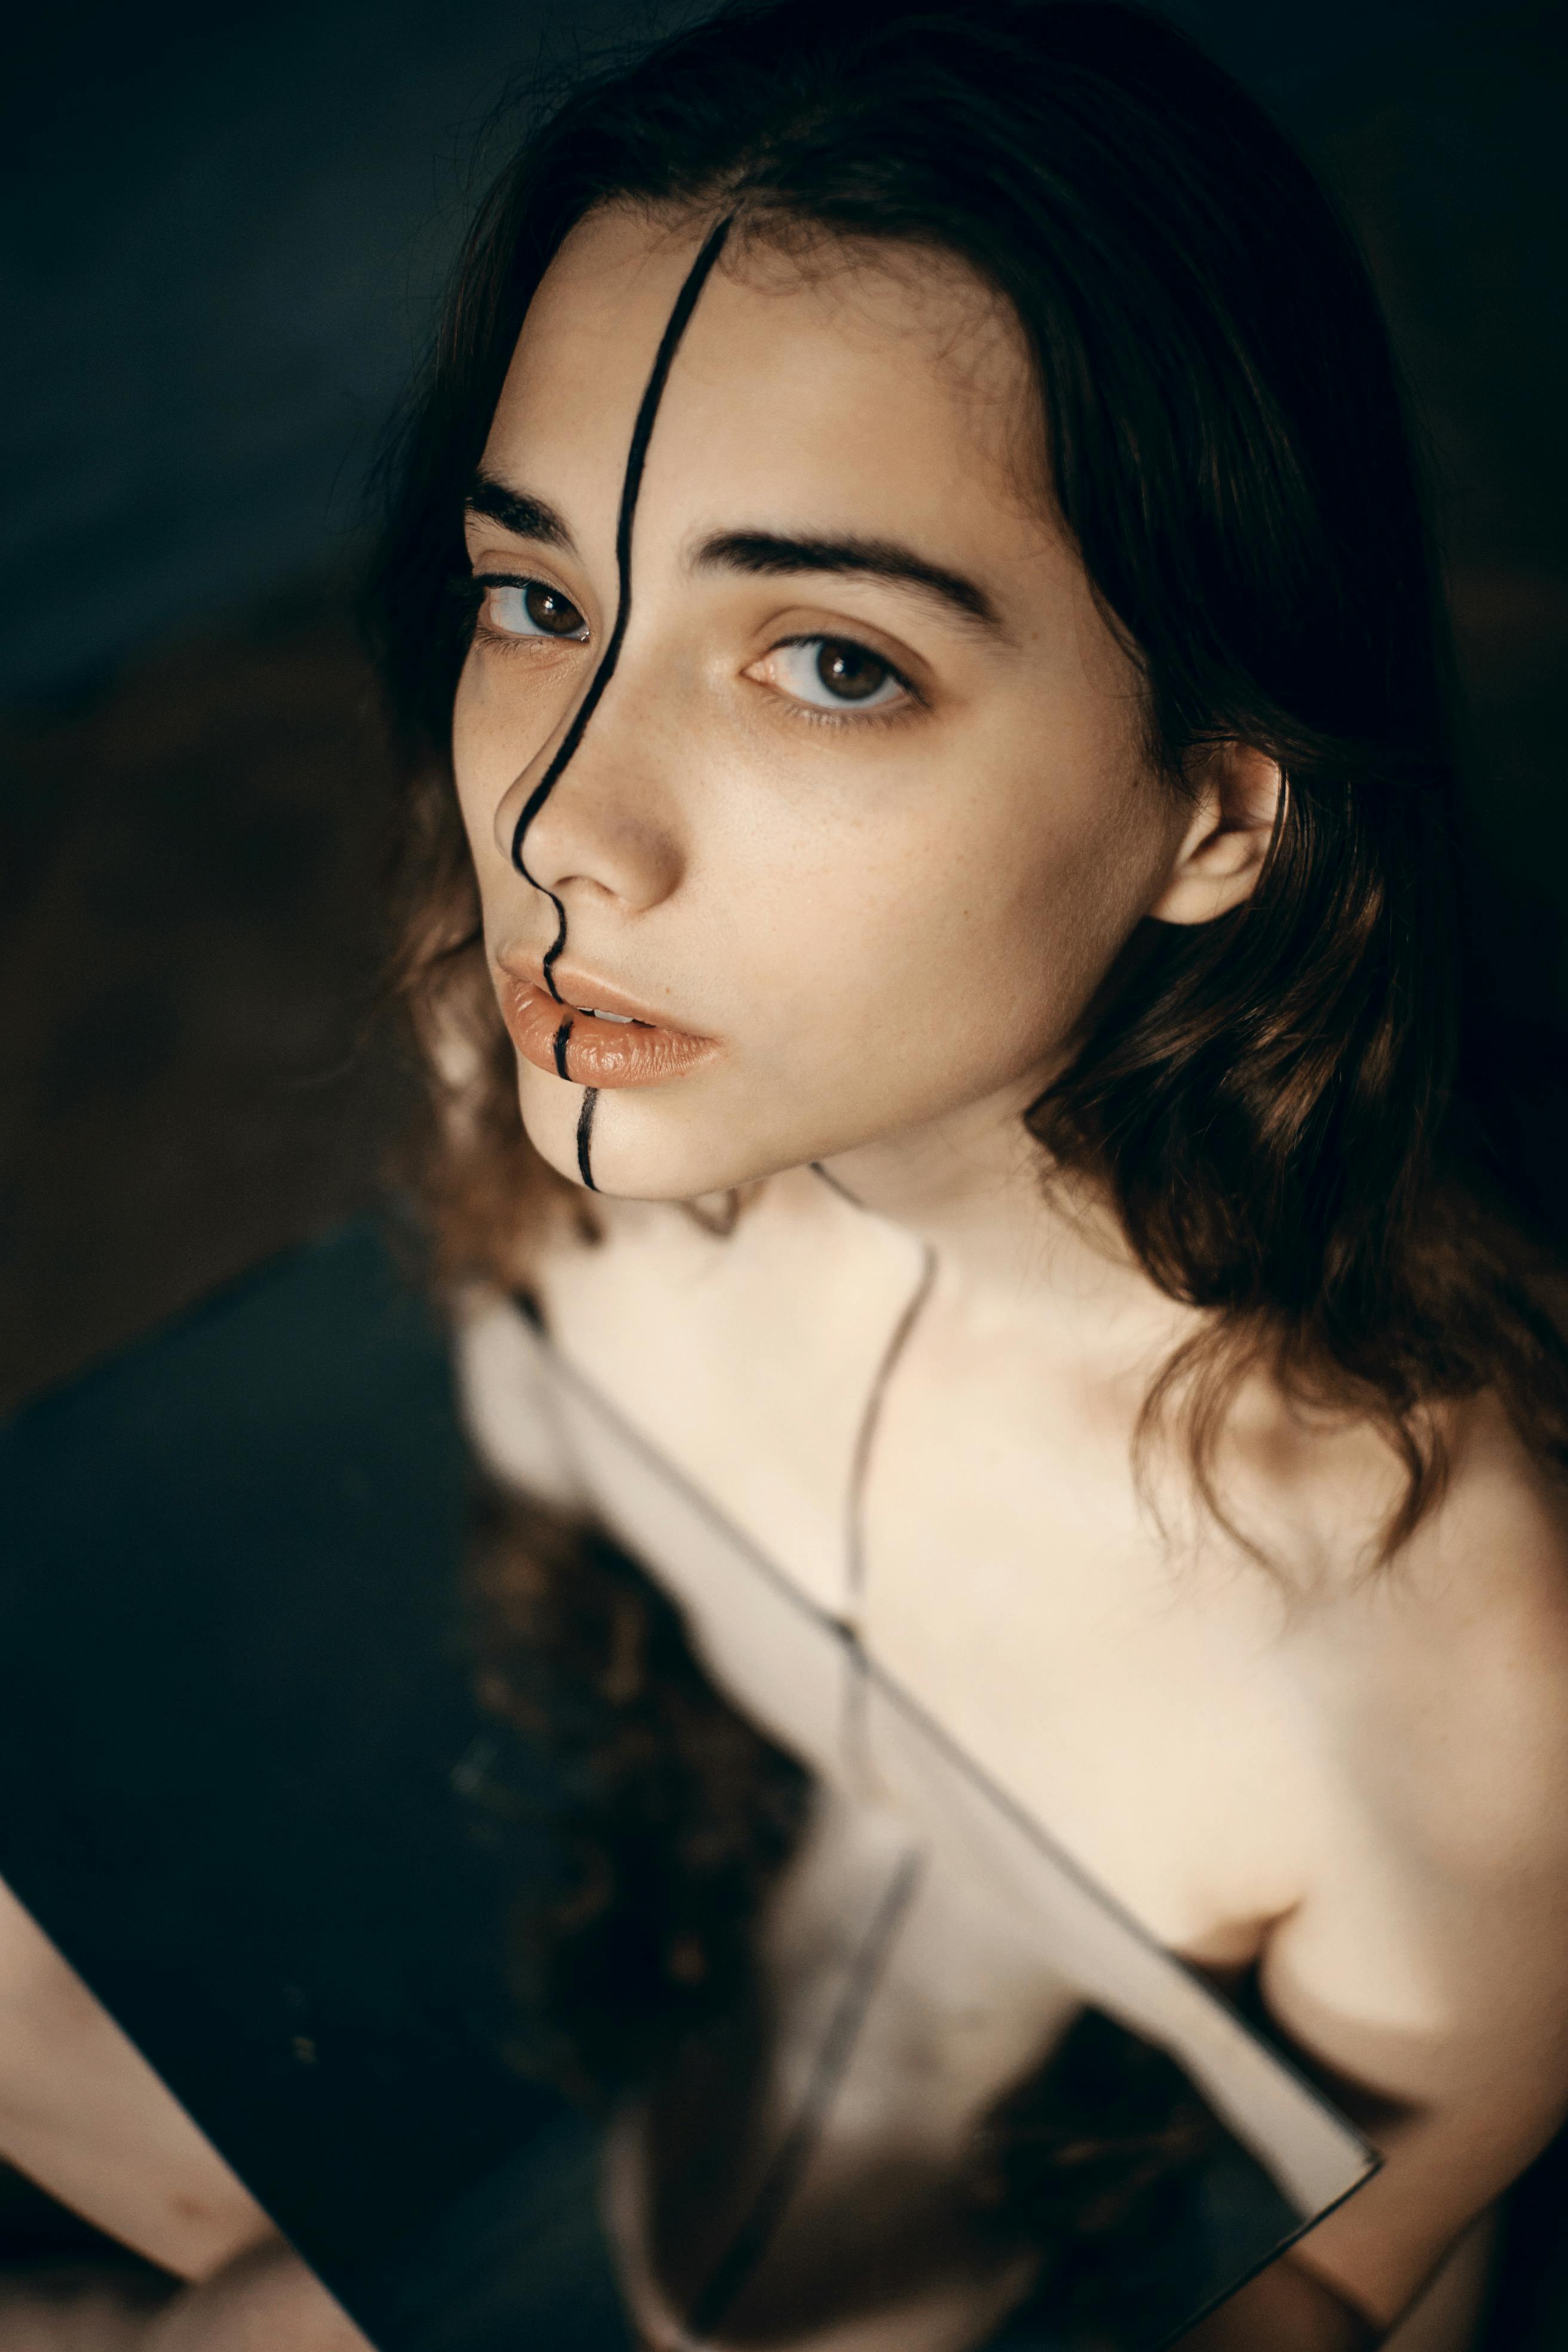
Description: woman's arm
xmin=1174 ymin=2256 xmax=1379 ymax=2350
xmin=1174 ymin=2203 xmax=1497 ymax=2352
xmin=0 ymin=1880 xmax=273 ymax=2281
xmin=141 ymin=2238 xmax=369 ymax=2350
xmin=1213 ymin=1420 xmax=1568 ymax=2349
xmin=0 ymin=2239 xmax=371 ymax=2351
xmin=0 ymin=1879 xmax=372 ymax=2344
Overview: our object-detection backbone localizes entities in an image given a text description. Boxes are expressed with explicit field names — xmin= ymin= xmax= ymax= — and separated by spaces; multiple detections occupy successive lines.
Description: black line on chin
xmin=575 ymin=1089 xmax=599 ymax=1190
xmin=552 ymin=1018 xmax=573 ymax=1079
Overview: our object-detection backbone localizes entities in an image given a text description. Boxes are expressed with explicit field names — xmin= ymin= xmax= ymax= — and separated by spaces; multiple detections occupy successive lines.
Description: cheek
xmin=742 ymin=756 xmax=1157 ymax=1097
xmin=451 ymin=659 xmax=538 ymax=902
xmin=451 ymin=665 xmax=497 ymax=855
xmin=949 ymin=792 xmax=1144 ymax=1034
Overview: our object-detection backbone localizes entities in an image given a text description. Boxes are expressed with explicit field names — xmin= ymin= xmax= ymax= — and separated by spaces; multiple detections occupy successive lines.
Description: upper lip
xmin=495 ymin=948 xmax=703 ymax=1034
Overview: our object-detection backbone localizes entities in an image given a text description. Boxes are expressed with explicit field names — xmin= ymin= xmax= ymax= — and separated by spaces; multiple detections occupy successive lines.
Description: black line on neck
xmin=575 ymin=1088 xmax=599 ymax=1190
xmin=808 ymin=1162 xmax=939 ymax=1773
xmin=845 ymin=1244 xmax=937 ymax=1610
xmin=808 ymin=1159 xmax=863 ymax=1211
xmin=552 ymin=1018 xmax=573 ymax=1079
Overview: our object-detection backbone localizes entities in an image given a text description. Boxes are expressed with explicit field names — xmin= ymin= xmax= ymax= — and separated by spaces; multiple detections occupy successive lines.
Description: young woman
xmin=369 ymin=1 xmax=1568 ymax=2345
xmin=0 ymin=3 xmax=1562 ymax=2348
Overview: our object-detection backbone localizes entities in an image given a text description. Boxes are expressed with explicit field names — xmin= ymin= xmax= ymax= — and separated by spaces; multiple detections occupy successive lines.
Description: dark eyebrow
xmin=464 ymin=472 xmax=577 ymax=553
xmin=691 ymin=529 xmax=1003 ymax=633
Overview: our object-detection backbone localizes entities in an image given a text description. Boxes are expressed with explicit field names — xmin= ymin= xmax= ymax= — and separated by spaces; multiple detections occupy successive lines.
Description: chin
xmin=516 ymin=1068 xmax=807 ymax=1203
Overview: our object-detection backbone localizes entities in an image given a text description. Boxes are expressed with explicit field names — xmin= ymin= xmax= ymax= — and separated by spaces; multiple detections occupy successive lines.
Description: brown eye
xmin=482 ymin=580 xmax=589 ymax=641
xmin=814 ymin=639 xmax=889 ymax=700
xmin=765 ymin=635 xmax=909 ymax=715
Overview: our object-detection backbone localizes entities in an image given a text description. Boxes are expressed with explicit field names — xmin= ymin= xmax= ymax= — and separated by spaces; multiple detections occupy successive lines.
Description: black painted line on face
xmin=508 ymin=216 xmax=734 ymax=912
xmin=575 ymin=1088 xmax=599 ymax=1190
xmin=552 ymin=1018 xmax=573 ymax=1079
xmin=541 ymin=900 xmax=569 ymax=998
xmin=508 ymin=213 xmax=734 ymax=1183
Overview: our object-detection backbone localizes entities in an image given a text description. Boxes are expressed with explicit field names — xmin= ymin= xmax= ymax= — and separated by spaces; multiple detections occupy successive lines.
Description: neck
xmin=816 ymin=1082 xmax=1175 ymax=1344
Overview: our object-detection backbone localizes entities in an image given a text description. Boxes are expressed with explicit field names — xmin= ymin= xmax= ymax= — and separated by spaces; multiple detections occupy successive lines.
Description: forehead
xmin=480 ymin=203 xmax=1048 ymax=561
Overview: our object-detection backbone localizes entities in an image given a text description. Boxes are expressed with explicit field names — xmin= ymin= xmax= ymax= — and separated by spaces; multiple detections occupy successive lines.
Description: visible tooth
xmin=590 ymin=1008 xmax=635 ymax=1024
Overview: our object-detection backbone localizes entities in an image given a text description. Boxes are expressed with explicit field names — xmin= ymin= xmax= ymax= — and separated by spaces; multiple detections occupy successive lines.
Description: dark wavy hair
xmin=368 ymin=0 xmax=1568 ymax=1552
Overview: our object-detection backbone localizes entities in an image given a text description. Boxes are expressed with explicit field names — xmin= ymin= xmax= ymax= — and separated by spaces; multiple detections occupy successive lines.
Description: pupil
xmin=816 ymin=640 xmax=884 ymax=700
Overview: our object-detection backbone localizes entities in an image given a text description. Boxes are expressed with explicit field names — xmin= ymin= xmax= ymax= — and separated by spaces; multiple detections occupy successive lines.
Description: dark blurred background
xmin=0 ymin=0 xmax=1564 ymax=2326
xmin=3 ymin=0 xmax=1566 ymax=1413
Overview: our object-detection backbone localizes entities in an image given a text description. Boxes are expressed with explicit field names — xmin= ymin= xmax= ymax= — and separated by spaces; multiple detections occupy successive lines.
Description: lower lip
xmin=498 ymin=977 xmax=719 ymax=1089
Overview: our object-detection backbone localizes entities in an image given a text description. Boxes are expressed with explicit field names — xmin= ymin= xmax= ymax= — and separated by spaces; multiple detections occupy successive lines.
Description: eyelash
xmin=459 ymin=572 xmax=925 ymax=730
xmin=458 ymin=572 xmax=586 ymax=650
xmin=764 ymin=635 xmax=923 ymax=732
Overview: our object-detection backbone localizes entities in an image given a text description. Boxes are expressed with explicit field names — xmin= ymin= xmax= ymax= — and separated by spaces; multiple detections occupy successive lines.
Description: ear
xmin=1146 ymin=742 xmax=1284 ymax=927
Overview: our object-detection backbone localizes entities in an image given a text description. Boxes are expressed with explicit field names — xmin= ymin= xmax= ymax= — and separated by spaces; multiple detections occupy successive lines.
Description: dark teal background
xmin=0 ymin=1221 xmax=629 ymax=2345
xmin=4 ymin=0 xmax=1561 ymax=705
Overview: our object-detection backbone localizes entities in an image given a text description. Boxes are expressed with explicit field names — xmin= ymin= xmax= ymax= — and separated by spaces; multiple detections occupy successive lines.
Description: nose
xmin=493 ymin=676 xmax=684 ymax=916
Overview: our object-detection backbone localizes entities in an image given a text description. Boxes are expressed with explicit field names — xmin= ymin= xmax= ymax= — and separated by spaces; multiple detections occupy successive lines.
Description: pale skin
xmin=0 ymin=1878 xmax=369 ymax=2346
xmin=0 ymin=201 xmax=1564 ymax=2350
xmin=455 ymin=203 xmax=1568 ymax=2345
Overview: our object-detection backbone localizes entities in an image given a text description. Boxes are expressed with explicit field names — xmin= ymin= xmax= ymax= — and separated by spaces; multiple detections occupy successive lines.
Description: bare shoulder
xmin=1252 ymin=1393 xmax=1568 ymax=2324
xmin=1312 ymin=1388 xmax=1568 ymax=1877
xmin=1221 ymin=1361 xmax=1568 ymax=1837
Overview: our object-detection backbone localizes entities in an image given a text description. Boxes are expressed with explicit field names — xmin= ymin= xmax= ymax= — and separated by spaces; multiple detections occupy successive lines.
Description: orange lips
xmin=497 ymin=966 xmax=719 ymax=1089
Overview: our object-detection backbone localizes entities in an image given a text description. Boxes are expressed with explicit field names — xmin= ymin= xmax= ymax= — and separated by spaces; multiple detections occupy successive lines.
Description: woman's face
xmin=454 ymin=204 xmax=1196 ymax=1202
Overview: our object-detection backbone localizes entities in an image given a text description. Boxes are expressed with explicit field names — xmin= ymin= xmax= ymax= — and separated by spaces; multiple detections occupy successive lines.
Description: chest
xmin=497 ymin=1209 xmax=1389 ymax=2351
xmin=525 ymin=1188 xmax=1329 ymax=1963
